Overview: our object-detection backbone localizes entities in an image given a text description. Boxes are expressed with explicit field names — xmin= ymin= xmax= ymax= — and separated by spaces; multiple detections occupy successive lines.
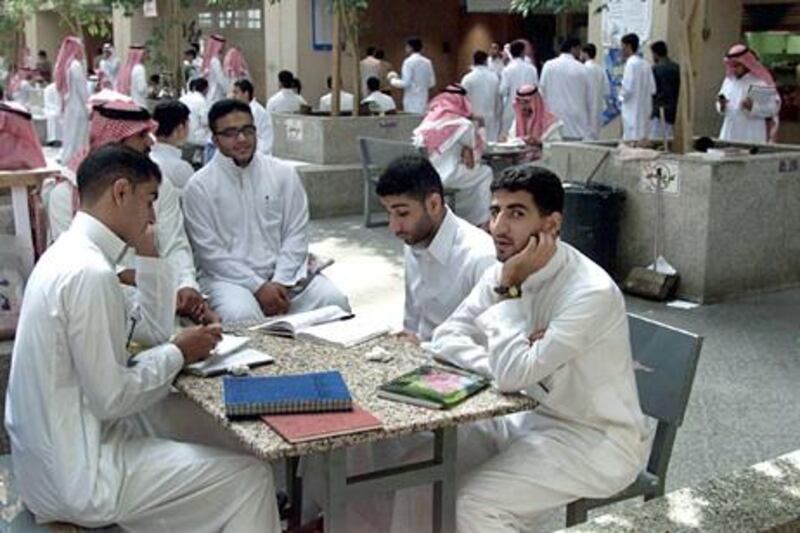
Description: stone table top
xmin=175 ymin=333 xmax=536 ymax=462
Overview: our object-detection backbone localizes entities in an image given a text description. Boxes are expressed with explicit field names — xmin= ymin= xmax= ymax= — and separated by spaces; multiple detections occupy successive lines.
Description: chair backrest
xmin=628 ymin=314 xmax=703 ymax=426
xmin=358 ymin=136 xmax=422 ymax=182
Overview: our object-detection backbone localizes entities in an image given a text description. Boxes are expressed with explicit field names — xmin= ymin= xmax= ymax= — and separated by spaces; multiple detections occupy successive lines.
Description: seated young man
xmin=5 ymin=145 xmax=280 ymax=532
xmin=183 ymin=99 xmax=350 ymax=322
xmin=421 ymin=165 xmax=649 ymax=532
xmin=376 ymin=154 xmax=496 ymax=343
xmin=150 ymin=100 xmax=195 ymax=191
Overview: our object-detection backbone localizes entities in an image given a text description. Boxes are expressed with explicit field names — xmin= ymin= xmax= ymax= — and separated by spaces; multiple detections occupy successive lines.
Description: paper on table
xmin=186 ymin=348 xmax=274 ymax=377
xmin=213 ymin=334 xmax=251 ymax=357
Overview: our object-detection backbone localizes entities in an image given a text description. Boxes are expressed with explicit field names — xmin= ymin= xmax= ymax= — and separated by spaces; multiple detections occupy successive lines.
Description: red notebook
xmin=262 ymin=405 xmax=384 ymax=443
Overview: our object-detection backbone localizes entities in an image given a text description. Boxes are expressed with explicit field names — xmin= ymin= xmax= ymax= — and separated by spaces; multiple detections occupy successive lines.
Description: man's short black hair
xmin=77 ymin=144 xmax=161 ymax=204
xmin=407 ymin=37 xmax=423 ymax=53
xmin=473 ymin=50 xmax=488 ymax=65
xmin=621 ymin=33 xmax=640 ymax=53
xmin=375 ymin=49 xmax=385 ymax=60
xmin=234 ymin=78 xmax=255 ymax=100
xmin=38 ymin=50 xmax=47 ymax=58
xmin=366 ymin=76 xmax=380 ymax=92
xmin=582 ymin=43 xmax=597 ymax=59
xmin=650 ymin=41 xmax=668 ymax=58
xmin=154 ymin=100 xmax=190 ymax=137
xmin=208 ymin=98 xmax=253 ymax=132
xmin=490 ymin=165 xmax=564 ymax=215
xmin=184 ymin=48 xmax=197 ymax=58
xmin=561 ymin=37 xmax=581 ymax=53
xmin=509 ymin=40 xmax=525 ymax=58
xmin=190 ymin=77 xmax=208 ymax=93
xmin=149 ymin=74 xmax=160 ymax=85
xmin=366 ymin=46 xmax=376 ymax=56
xmin=292 ymin=77 xmax=302 ymax=93
xmin=278 ymin=70 xmax=294 ymax=88
xmin=376 ymin=154 xmax=444 ymax=202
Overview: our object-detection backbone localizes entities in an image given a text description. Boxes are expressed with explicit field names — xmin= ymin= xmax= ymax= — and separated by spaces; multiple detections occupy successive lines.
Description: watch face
xmin=508 ymin=285 xmax=521 ymax=298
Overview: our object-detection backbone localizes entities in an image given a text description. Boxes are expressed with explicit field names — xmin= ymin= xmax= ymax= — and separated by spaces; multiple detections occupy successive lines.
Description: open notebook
xmin=249 ymin=306 xmax=389 ymax=348
xmin=185 ymin=334 xmax=273 ymax=377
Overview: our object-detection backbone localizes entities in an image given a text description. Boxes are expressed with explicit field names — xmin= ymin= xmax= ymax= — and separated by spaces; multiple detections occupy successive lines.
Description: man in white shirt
xmin=376 ymin=154 xmax=496 ymax=344
xmin=388 ymin=37 xmax=436 ymax=114
xmin=581 ymin=43 xmax=609 ymax=140
xmin=183 ymin=99 xmax=350 ymax=322
xmin=98 ymin=43 xmax=120 ymax=87
xmin=360 ymin=46 xmax=382 ymax=95
xmin=266 ymin=70 xmax=307 ymax=115
xmin=619 ymin=33 xmax=656 ymax=143
xmin=488 ymin=42 xmax=506 ymax=76
xmin=539 ymin=38 xmax=593 ymax=140
xmin=419 ymin=165 xmax=647 ymax=532
xmin=55 ymin=36 xmax=89 ymax=166
xmin=5 ymin=145 xmax=280 ymax=532
xmin=179 ymin=77 xmax=211 ymax=147
xmin=151 ymin=100 xmax=194 ymax=191
xmin=717 ymin=43 xmax=781 ymax=144
xmin=116 ymin=44 xmax=148 ymax=108
xmin=499 ymin=40 xmax=539 ymax=136
xmin=42 ymin=81 xmax=63 ymax=145
xmin=462 ymin=50 xmax=501 ymax=142
xmin=362 ymin=76 xmax=396 ymax=113
xmin=233 ymin=78 xmax=273 ymax=155
xmin=202 ymin=34 xmax=228 ymax=106
xmin=318 ymin=75 xmax=355 ymax=113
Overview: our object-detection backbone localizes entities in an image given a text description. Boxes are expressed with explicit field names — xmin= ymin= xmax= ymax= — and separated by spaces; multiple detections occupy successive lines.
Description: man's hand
xmin=132 ymin=223 xmax=158 ymax=258
xmin=461 ymin=145 xmax=475 ymax=169
xmin=528 ymin=329 xmax=547 ymax=344
xmin=118 ymin=269 xmax=137 ymax=286
xmin=717 ymin=94 xmax=727 ymax=111
xmin=500 ymin=232 xmax=557 ymax=288
xmin=395 ymin=330 xmax=420 ymax=345
xmin=255 ymin=282 xmax=291 ymax=317
xmin=173 ymin=323 xmax=223 ymax=365
xmin=176 ymin=287 xmax=206 ymax=320
xmin=741 ymin=97 xmax=753 ymax=111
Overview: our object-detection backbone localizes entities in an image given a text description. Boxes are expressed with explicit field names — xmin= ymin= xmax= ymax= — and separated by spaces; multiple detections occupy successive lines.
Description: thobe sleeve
xmin=183 ymin=181 xmax=267 ymax=293
xmin=620 ymin=60 xmax=634 ymax=102
xmin=402 ymin=250 xmax=420 ymax=334
xmin=129 ymin=256 xmax=179 ymax=345
xmin=499 ymin=68 xmax=510 ymax=99
xmin=69 ymin=265 xmax=183 ymax=421
xmin=155 ymin=177 xmax=198 ymax=291
xmin=70 ymin=61 xmax=89 ymax=106
xmin=390 ymin=59 xmax=412 ymax=89
xmin=132 ymin=65 xmax=147 ymax=98
xmin=538 ymin=64 xmax=548 ymax=98
xmin=427 ymin=62 xmax=436 ymax=89
xmin=272 ymin=167 xmax=310 ymax=286
xmin=476 ymin=286 xmax=618 ymax=393
xmin=426 ymin=270 xmax=498 ymax=377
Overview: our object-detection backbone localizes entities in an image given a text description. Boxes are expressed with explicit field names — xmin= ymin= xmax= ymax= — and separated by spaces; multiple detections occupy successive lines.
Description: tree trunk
xmin=345 ymin=7 xmax=361 ymax=115
xmin=331 ymin=6 xmax=341 ymax=116
xmin=674 ymin=0 xmax=704 ymax=153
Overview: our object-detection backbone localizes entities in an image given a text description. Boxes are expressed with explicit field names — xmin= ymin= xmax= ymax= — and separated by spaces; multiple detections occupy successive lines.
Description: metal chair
xmin=358 ymin=137 xmax=422 ymax=227
xmin=565 ymin=314 xmax=704 ymax=526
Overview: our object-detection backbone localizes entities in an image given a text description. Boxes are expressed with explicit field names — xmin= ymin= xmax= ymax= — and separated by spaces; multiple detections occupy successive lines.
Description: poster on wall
xmin=143 ymin=0 xmax=157 ymax=18
xmin=312 ymin=0 xmax=333 ymax=51
xmin=602 ymin=0 xmax=652 ymax=47
xmin=602 ymin=47 xmax=625 ymax=125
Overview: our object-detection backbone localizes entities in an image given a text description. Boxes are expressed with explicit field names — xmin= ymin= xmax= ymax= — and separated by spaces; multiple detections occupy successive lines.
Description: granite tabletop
xmin=174 ymin=333 xmax=537 ymax=462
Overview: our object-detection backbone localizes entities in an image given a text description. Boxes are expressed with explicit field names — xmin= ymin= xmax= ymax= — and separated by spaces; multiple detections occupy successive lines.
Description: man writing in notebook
xmin=5 ymin=145 xmax=281 ymax=532
xmin=183 ymin=99 xmax=350 ymax=322
xmin=396 ymin=165 xmax=648 ymax=532
xmin=376 ymin=154 xmax=496 ymax=343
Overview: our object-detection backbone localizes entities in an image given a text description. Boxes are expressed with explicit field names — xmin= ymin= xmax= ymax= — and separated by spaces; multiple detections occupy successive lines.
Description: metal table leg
xmin=432 ymin=426 xmax=458 ymax=533
xmin=323 ymin=448 xmax=347 ymax=533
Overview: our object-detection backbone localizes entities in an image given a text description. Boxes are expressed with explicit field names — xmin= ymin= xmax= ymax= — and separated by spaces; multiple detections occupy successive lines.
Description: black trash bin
xmin=561 ymin=182 xmax=625 ymax=275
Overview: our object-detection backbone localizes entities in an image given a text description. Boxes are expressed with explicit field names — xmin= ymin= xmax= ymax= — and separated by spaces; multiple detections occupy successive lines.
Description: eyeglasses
xmin=214 ymin=125 xmax=257 ymax=139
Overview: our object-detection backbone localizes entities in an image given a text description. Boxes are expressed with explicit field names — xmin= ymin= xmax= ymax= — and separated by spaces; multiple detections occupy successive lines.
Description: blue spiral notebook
xmin=223 ymin=371 xmax=353 ymax=418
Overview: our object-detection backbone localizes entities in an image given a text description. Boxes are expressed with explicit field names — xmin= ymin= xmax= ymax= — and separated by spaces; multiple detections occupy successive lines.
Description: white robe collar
xmin=520 ymin=240 xmax=567 ymax=293
xmin=71 ymin=211 xmax=129 ymax=265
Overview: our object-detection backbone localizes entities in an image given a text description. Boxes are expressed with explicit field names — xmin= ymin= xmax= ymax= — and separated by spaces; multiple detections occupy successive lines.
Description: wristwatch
xmin=494 ymin=283 xmax=521 ymax=298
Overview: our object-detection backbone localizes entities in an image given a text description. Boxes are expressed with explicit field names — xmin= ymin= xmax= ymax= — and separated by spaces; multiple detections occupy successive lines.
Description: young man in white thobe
xmin=619 ymin=33 xmax=656 ymax=143
xmin=581 ymin=43 xmax=609 ymax=140
xmin=55 ymin=36 xmax=89 ymax=165
xmin=362 ymin=76 xmax=397 ymax=113
xmin=488 ymin=42 xmax=506 ymax=76
xmin=462 ymin=50 xmax=501 ymax=142
xmin=319 ymin=75 xmax=355 ymax=113
xmin=203 ymin=34 xmax=228 ymax=106
xmin=151 ymin=100 xmax=195 ymax=191
xmin=360 ymin=46 xmax=382 ymax=95
xmin=5 ymin=145 xmax=281 ymax=532
xmin=180 ymin=77 xmax=211 ymax=147
xmin=539 ymin=38 xmax=593 ymax=140
xmin=98 ymin=43 xmax=120 ymax=87
xmin=266 ymin=70 xmax=307 ymax=115
xmin=43 ymin=81 xmax=63 ymax=145
xmin=377 ymin=154 xmax=496 ymax=344
xmin=717 ymin=43 xmax=781 ymax=144
xmin=233 ymin=78 xmax=273 ymax=155
xmin=413 ymin=83 xmax=494 ymax=227
xmin=388 ymin=37 xmax=436 ymax=114
xmin=420 ymin=165 xmax=648 ymax=532
xmin=116 ymin=45 xmax=147 ymax=108
xmin=183 ymin=99 xmax=350 ymax=322
xmin=499 ymin=40 xmax=538 ymax=136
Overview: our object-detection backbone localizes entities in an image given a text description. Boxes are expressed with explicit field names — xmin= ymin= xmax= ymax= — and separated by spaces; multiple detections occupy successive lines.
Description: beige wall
xmin=24 ymin=11 xmax=69 ymax=62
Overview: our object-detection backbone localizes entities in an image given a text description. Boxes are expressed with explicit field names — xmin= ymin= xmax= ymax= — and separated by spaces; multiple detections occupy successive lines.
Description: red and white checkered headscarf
xmin=116 ymin=45 xmax=146 ymax=95
xmin=414 ymin=83 xmax=476 ymax=156
xmin=223 ymin=46 xmax=249 ymax=80
xmin=202 ymin=34 xmax=226 ymax=76
xmin=0 ymin=102 xmax=47 ymax=170
xmin=724 ymin=44 xmax=774 ymax=86
xmin=54 ymin=36 xmax=85 ymax=102
xmin=513 ymin=84 xmax=557 ymax=142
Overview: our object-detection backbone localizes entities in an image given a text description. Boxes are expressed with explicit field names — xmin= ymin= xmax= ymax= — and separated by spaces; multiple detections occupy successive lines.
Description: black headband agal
xmin=95 ymin=104 xmax=151 ymax=121
xmin=0 ymin=103 xmax=32 ymax=121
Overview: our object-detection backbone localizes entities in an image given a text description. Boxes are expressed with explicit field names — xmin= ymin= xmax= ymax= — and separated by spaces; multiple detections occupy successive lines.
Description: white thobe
xmin=462 ymin=65 xmax=501 ymax=142
xmin=179 ymin=90 xmax=210 ymax=146
xmin=60 ymin=58 xmax=89 ymax=164
xmin=499 ymin=58 xmax=538 ymax=134
xmin=266 ymin=88 xmax=306 ymax=115
xmin=99 ymin=56 xmax=120 ymax=86
xmin=585 ymin=59 xmax=610 ymax=140
xmin=390 ymin=52 xmax=436 ymax=114
xmin=183 ymin=151 xmax=348 ymax=322
xmin=404 ymin=208 xmax=496 ymax=342
xmin=319 ymin=91 xmax=355 ymax=113
xmin=149 ymin=141 xmax=194 ymax=191
xmin=421 ymin=243 xmax=648 ymax=532
xmin=5 ymin=212 xmax=279 ymax=532
xmin=620 ymin=54 xmax=656 ymax=142
xmin=362 ymin=91 xmax=396 ymax=113
xmin=539 ymin=53 xmax=593 ymax=140
xmin=360 ymin=56 xmax=382 ymax=93
xmin=489 ymin=56 xmax=505 ymax=76
xmin=413 ymin=118 xmax=493 ymax=226
xmin=717 ymin=73 xmax=780 ymax=144
xmin=43 ymin=82 xmax=63 ymax=143
xmin=206 ymin=56 xmax=228 ymax=106
xmin=130 ymin=63 xmax=148 ymax=108
xmin=250 ymin=99 xmax=273 ymax=155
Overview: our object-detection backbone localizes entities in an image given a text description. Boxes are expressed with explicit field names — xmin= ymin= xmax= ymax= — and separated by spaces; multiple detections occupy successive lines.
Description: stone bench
xmin=559 ymin=449 xmax=800 ymax=532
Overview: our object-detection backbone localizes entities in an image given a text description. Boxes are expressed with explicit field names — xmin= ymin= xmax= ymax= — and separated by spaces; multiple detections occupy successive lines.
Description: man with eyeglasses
xmin=183 ymin=99 xmax=350 ymax=322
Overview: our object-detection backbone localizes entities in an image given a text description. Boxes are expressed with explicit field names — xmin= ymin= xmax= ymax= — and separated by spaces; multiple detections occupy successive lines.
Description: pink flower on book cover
xmin=422 ymin=373 xmax=468 ymax=394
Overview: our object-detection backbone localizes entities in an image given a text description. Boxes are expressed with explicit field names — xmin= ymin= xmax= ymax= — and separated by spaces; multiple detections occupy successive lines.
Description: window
xmin=218 ymin=10 xmax=235 ymax=29
xmin=247 ymin=9 xmax=262 ymax=30
xmin=198 ymin=12 xmax=213 ymax=29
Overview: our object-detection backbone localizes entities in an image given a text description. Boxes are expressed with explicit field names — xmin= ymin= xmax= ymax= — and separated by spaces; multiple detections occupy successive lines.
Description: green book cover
xmin=378 ymin=365 xmax=490 ymax=409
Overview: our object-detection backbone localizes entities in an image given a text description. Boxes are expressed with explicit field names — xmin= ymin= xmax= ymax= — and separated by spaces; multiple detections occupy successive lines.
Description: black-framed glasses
xmin=214 ymin=125 xmax=257 ymax=139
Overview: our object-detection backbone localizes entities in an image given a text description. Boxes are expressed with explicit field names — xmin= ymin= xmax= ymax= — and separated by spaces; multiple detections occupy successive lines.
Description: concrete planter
xmin=545 ymin=141 xmax=800 ymax=303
